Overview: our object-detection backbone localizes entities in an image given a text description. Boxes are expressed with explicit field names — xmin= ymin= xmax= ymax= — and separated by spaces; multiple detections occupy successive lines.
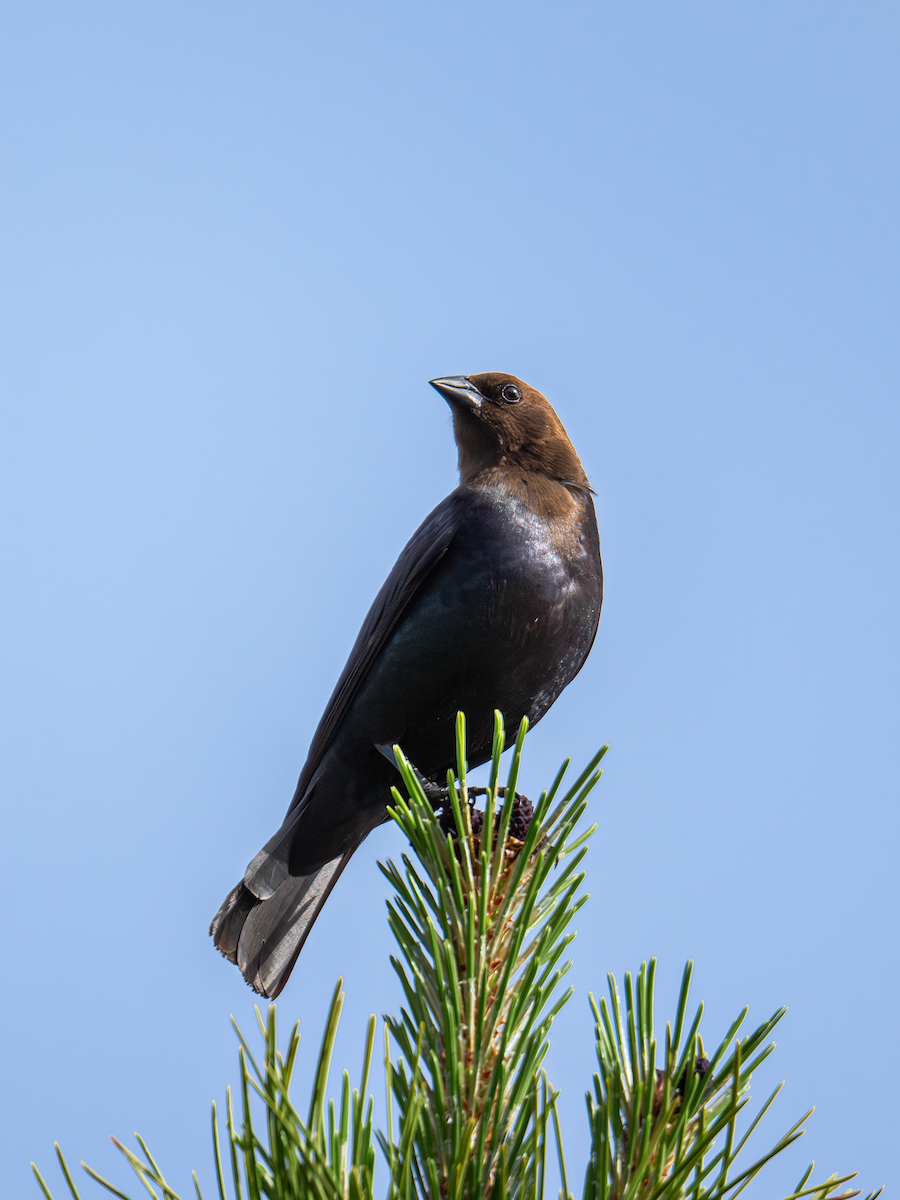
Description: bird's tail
xmin=209 ymin=851 xmax=352 ymax=998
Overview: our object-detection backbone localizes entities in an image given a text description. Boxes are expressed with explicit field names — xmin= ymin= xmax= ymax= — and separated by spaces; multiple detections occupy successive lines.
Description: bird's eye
xmin=501 ymin=384 xmax=521 ymax=403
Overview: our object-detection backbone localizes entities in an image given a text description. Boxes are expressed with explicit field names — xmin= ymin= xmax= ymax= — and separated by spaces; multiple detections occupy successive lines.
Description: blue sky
xmin=2 ymin=2 xmax=897 ymax=1196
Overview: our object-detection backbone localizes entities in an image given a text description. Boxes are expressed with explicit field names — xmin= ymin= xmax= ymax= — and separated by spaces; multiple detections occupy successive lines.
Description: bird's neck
xmin=470 ymin=466 xmax=587 ymax=522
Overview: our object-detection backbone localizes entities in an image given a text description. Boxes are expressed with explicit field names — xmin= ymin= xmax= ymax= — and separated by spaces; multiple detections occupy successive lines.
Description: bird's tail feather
xmin=209 ymin=851 xmax=352 ymax=997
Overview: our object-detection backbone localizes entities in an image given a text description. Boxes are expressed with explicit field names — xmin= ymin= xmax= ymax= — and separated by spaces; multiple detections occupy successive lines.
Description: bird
xmin=210 ymin=372 xmax=603 ymax=997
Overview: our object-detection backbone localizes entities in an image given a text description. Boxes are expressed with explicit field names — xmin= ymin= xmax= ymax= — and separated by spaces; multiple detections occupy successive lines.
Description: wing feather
xmin=288 ymin=491 xmax=462 ymax=810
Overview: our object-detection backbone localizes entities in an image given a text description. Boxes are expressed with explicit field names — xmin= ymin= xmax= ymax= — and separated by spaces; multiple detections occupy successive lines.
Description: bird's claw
xmin=386 ymin=749 xmax=536 ymax=842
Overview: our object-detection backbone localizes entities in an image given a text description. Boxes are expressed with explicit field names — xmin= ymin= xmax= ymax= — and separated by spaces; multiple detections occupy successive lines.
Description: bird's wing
xmin=289 ymin=490 xmax=462 ymax=809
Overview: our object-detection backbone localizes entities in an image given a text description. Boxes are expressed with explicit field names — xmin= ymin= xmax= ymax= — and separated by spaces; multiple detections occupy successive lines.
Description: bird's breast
xmin=382 ymin=489 xmax=601 ymax=709
xmin=452 ymin=489 xmax=599 ymax=623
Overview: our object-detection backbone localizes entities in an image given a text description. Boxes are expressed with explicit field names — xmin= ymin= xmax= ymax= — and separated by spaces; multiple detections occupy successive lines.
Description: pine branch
xmin=33 ymin=716 xmax=878 ymax=1200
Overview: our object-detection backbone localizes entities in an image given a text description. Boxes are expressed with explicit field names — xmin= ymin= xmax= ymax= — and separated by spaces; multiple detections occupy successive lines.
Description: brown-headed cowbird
xmin=210 ymin=373 xmax=603 ymax=996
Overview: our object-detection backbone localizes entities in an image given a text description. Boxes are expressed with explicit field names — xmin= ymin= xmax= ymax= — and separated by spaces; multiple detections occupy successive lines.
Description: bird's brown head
xmin=429 ymin=373 xmax=590 ymax=501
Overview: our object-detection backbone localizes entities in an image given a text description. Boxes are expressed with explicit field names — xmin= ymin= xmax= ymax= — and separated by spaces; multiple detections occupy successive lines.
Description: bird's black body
xmin=211 ymin=373 xmax=602 ymax=996
xmin=288 ymin=480 xmax=601 ymax=873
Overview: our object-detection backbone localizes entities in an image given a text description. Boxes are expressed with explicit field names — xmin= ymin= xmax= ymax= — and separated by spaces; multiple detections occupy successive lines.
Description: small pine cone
xmin=438 ymin=803 xmax=484 ymax=837
xmin=676 ymin=1055 xmax=711 ymax=1095
xmin=438 ymin=806 xmax=456 ymax=836
xmin=506 ymin=794 xmax=534 ymax=841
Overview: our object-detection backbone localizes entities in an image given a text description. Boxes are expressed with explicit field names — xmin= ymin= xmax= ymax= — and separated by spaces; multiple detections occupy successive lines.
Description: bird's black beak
xmin=429 ymin=375 xmax=483 ymax=411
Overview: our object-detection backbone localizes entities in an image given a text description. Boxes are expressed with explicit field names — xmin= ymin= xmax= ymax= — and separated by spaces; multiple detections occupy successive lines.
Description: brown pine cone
xmin=438 ymin=803 xmax=484 ymax=837
xmin=506 ymin=794 xmax=534 ymax=840
xmin=437 ymin=792 xmax=533 ymax=843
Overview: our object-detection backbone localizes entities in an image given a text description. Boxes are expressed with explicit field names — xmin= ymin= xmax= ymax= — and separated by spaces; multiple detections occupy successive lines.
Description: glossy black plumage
xmin=210 ymin=372 xmax=603 ymax=996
